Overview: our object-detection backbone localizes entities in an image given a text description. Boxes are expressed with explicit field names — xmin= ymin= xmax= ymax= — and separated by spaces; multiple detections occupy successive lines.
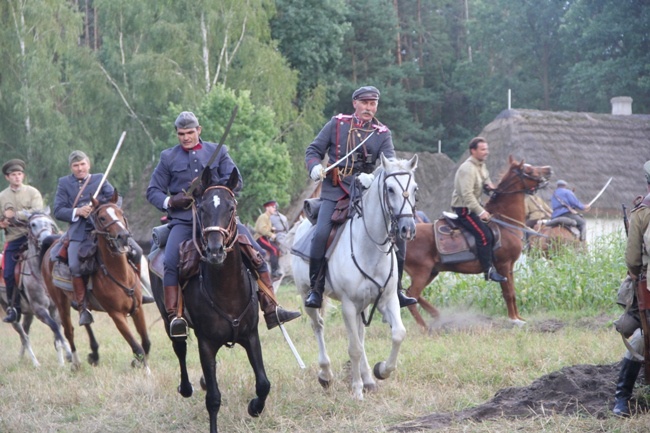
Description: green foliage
xmin=417 ymin=232 xmax=627 ymax=316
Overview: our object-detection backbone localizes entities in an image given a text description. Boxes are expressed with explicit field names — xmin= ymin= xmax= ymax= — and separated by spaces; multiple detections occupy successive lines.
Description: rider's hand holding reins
xmin=169 ymin=192 xmax=193 ymax=209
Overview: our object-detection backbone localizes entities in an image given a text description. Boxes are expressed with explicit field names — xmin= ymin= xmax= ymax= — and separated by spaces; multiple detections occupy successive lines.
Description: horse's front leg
xmin=239 ymin=330 xmax=270 ymax=417
xmin=374 ymin=295 xmax=406 ymax=381
xmin=12 ymin=319 xmax=40 ymax=367
xmin=341 ymin=300 xmax=365 ymax=400
xmin=305 ymin=306 xmax=333 ymax=388
xmin=106 ymin=312 xmax=147 ymax=369
xmin=130 ymin=307 xmax=152 ymax=373
xmin=197 ymin=338 xmax=220 ymax=433
xmin=83 ymin=323 xmax=100 ymax=366
xmin=356 ymin=313 xmax=376 ymax=393
xmin=171 ymin=337 xmax=193 ymax=398
xmin=33 ymin=304 xmax=71 ymax=365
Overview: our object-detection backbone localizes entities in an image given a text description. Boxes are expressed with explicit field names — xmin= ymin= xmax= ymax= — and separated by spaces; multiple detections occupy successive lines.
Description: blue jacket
xmin=305 ymin=114 xmax=395 ymax=202
xmin=147 ymin=140 xmax=242 ymax=223
xmin=551 ymin=187 xmax=586 ymax=218
xmin=53 ymin=173 xmax=115 ymax=241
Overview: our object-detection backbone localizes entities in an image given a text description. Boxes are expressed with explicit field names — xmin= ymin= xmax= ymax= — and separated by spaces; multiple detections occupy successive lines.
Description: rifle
xmin=622 ymin=204 xmax=629 ymax=237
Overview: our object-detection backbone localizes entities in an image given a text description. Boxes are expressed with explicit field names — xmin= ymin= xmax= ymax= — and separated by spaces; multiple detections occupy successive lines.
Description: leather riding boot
xmin=613 ymin=358 xmax=642 ymax=417
xmin=72 ymin=277 xmax=94 ymax=326
xmin=485 ymin=266 xmax=507 ymax=282
xmin=164 ymin=285 xmax=187 ymax=337
xmin=257 ymin=271 xmax=301 ymax=330
xmin=396 ymin=258 xmax=417 ymax=308
xmin=305 ymin=258 xmax=326 ymax=309
xmin=3 ymin=285 xmax=20 ymax=323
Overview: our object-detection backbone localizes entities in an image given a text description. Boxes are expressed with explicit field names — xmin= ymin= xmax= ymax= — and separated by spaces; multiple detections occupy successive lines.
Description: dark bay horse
xmin=0 ymin=210 xmax=71 ymax=366
xmin=150 ymin=167 xmax=269 ymax=433
xmin=41 ymin=192 xmax=150 ymax=371
xmin=404 ymin=156 xmax=552 ymax=328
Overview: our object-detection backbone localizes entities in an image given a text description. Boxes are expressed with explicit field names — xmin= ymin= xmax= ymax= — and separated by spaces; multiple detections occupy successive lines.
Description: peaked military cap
xmin=352 ymin=86 xmax=380 ymax=101
xmin=556 ymin=179 xmax=568 ymax=187
xmin=263 ymin=200 xmax=277 ymax=208
xmin=175 ymin=111 xmax=200 ymax=129
xmin=2 ymin=159 xmax=25 ymax=175
xmin=68 ymin=150 xmax=89 ymax=166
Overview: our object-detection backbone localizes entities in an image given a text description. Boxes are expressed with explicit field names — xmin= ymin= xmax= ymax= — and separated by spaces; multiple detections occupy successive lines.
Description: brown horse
xmin=528 ymin=220 xmax=583 ymax=258
xmin=404 ymin=156 xmax=552 ymax=328
xmin=41 ymin=192 xmax=150 ymax=371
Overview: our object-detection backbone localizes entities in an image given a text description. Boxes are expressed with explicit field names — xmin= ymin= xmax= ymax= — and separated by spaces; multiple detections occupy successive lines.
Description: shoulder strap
xmin=72 ymin=174 xmax=92 ymax=209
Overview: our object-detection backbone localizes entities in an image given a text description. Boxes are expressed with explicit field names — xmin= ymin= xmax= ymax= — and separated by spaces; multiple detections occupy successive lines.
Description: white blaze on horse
xmin=292 ymin=154 xmax=418 ymax=400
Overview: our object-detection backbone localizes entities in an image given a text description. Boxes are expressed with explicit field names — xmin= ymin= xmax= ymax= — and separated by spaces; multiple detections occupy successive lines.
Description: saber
xmin=278 ymin=321 xmax=305 ymax=369
xmin=322 ymin=131 xmax=376 ymax=176
xmin=93 ymin=131 xmax=127 ymax=199
xmin=587 ymin=177 xmax=613 ymax=207
xmin=185 ymin=105 xmax=239 ymax=196
xmin=490 ymin=217 xmax=549 ymax=238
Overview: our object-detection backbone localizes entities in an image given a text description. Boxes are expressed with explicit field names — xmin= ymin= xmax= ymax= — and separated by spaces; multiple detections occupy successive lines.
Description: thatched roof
xmin=423 ymin=108 xmax=650 ymax=219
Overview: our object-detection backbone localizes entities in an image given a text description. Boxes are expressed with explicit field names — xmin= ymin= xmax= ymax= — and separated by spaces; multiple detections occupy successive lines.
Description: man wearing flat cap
xmin=53 ymin=150 xmax=116 ymax=326
xmin=254 ymin=200 xmax=282 ymax=280
xmin=0 ymin=159 xmax=44 ymax=323
xmin=147 ymin=111 xmax=299 ymax=337
xmin=303 ymin=86 xmax=417 ymax=309
xmin=550 ymin=179 xmax=590 ymax=241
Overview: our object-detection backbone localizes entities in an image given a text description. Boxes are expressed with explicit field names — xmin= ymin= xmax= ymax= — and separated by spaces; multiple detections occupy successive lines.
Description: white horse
xmin=292 ymin=154 xmax=418 ymax=400
xmin=0 ymin=210 xmax=72 ymax=367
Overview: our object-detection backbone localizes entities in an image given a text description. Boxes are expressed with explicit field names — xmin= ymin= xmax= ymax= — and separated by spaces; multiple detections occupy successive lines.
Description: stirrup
xmin=169 ymin=317 xmax=188 ymax=338
xmin=3 ymin=307 xmax=18 ymax=323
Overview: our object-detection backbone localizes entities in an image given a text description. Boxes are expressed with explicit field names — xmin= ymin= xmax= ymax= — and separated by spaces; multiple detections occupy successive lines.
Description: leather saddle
xmin=539 ymin=215 xmax=580 ymax=239
xmin=434 ymin=212 xmax=501 ymax=264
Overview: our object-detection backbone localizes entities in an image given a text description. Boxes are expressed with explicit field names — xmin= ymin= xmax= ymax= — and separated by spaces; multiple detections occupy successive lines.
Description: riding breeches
xmin=310 ymin=199 xmax=337 ymax=261
xmin=562 ymin=213 xmax=587 ymax=241
xmin=3 ymin=236 xmax=27 ymax=303
xmin=453 ymin=207 xmax=494 ymax=271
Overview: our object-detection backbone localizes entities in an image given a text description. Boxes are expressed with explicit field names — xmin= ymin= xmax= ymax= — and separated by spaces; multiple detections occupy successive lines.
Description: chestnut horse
xmin=149 ymin=167 xmax=269 ymax=433
xmin=42 ymin=192 xmax=150 ymax=371
xmin=528 ymin=221 xmax=583 ymax=258
xmin=404 ymin=156 xmax=552 ymax=328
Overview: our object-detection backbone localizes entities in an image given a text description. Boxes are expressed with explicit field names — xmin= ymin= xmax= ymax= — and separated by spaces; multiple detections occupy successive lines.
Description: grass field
xmin=1 ymin=229 xmax=649 ymax=432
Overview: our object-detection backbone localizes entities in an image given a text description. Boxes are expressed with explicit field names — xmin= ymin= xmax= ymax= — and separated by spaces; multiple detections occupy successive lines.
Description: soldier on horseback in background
xmin=303 ymin=86 xmax=417 ymax=309
xmin=53 ymin=151 xmax=121 ymax=326
xmin=1 ymin=159 xmax=43 ymax=323
xmin=551 ymin=179 xmax=591 ymax=241
xmin=612 ymin=159 xmax=650 ymax=417
xmin=451 ymin=137 xmax=507 ymax=283
xmin=147 ymin=111 xmax=300 ymax=337
xmin=254 ymin=200 xmax=283 ymax=280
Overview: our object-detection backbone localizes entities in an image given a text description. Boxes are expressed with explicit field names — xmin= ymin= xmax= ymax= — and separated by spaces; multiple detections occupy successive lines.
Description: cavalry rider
xmin=450 ymin=137 xmax=507 ymax=283
xmin=0 ymin=159 xmax=44 ymax=323
xmin=524 ymin=191 xmax=552 ymax=229
xmin=53 ymin=151 xmax=115 ymax=326
xmin=254 ymin=200 xmax=282 ymax=280
xmin=146 ymin=111 xmax=300 ymax=337
xmin=551 ymin=179 xmax=591 ymax=241
xmin=303 ymin=85 xmax=417 ymax=309
xmin=612 ymin=159 xmax=650 ymax=417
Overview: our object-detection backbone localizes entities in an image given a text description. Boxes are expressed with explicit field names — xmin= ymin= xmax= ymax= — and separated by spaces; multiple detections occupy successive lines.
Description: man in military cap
xmin=0 ymin=159 xmax=44 ymax=323
xmin=53 ymin=150 xmax=115 ymax=326
xmin=254 ymin=200 xmax=282 ymax=280
xmin=611 ymin=160 xmax=650 ymax=416
xmin=551 ymin=179 xmax=590 ymax=241
xmin=147 ymin=111 xmax=300 ymax=337
xmin=303 ymin=86 xmax=417 ymax=309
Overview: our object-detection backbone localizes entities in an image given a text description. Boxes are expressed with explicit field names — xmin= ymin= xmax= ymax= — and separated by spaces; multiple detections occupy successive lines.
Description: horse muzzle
xmin=397 ymin=217 xmax=416 ymax=241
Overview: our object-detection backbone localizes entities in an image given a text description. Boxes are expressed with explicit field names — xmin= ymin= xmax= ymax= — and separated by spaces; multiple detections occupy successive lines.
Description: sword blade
xmin=587 ymin=177 xmax=613 ymax=207
xmin=490 ymin=217 xmax=549 ymax=238
xmin=278 ymin=322 xmax=306 ymax=369
xmin=322 ymin=131 xmax=376 ymax=175
xmin=93 ymin=131 xmax=127 ymax=200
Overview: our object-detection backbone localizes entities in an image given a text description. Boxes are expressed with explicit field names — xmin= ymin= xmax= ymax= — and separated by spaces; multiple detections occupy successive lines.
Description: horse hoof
xmin=373 ymin=362 xmax=390 ymax=380
xmin=178 ymin=383 xmax=194 ymax=398
xmin=510 ymin=318 xmax=526 ymax=327
xmin=363 ymin=382 xmax=378 ymax=393
xmin=87 ymin=353 xmax=99 ymax=366
xmin=248 ymin=398 xmax=265 ymax=417
xmin=318 ymin=376 xmax=331 ymax=389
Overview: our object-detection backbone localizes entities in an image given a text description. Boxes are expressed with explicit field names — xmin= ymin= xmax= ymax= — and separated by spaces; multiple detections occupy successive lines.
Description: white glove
xmin=310 ymin=164 xmax=324 ymax=182
xmin=358 ymin=173 xmax=374 ymax=188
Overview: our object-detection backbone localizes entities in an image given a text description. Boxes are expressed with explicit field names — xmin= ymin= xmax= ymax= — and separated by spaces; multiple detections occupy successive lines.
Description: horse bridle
xmin=90 ymin=203 xmax=131 ymax=253
xmin=194 ymin=186 xmax=238 ymax=258
xmin=491 ymin=165 xmax=549 ymax=198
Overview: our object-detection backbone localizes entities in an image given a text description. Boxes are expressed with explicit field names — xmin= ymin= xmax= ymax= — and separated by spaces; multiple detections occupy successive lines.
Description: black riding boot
xmin=3 ymin=284 xmax=21 ymax=323
xmin=396 ymin=258 xmax=417 ymax=307
xmin=305 ymin=258 xmax=326 ymax=308
xmin=612 ymin=357 xmax=642 ymax=417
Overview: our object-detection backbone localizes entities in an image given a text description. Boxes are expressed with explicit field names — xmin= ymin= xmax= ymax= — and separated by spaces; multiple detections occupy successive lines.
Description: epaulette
xmin=334 ymin=113 xmax=353 ymax=122
xmin=371 ymin=123 xmax=389 ymax=134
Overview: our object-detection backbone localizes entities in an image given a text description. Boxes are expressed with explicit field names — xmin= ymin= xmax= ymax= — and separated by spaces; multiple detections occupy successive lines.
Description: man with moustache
xmin=303 ymin=86 xmax=417 ymax=309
